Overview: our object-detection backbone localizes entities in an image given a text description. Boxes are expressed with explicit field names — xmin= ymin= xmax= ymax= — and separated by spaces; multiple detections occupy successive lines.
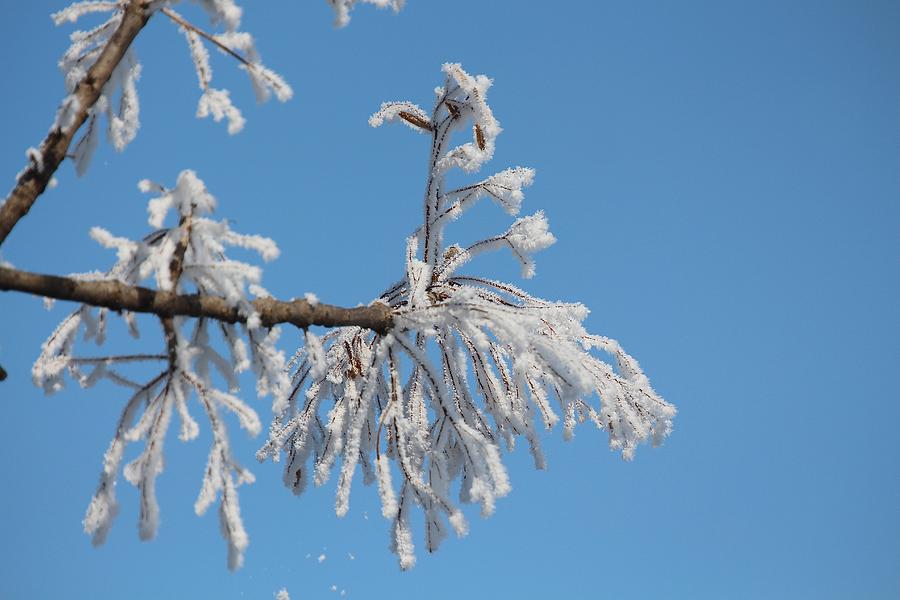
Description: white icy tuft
xmin=35 ymin=170 xmax=288 ymax=570
xmin=51 ymin=0 xmax=293 ymax=174
xmin=328 ymin=0 xmax=404 ymax=28
xmin=259 ymin=64 xmax=674 ymax=570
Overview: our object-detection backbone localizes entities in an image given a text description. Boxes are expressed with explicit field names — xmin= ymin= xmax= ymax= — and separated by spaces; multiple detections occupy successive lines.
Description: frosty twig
xmin=0 ymin=0 xmax=150 ymax=246
xmin=261 ymin=64 xmax=675 ymax=569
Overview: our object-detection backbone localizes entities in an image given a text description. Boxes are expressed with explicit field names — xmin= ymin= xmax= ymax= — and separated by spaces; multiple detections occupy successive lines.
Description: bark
xmin=0 ymin=266 xmax=394 ymax=334
xmin=0 ymin=0 xmax=151 ymax=247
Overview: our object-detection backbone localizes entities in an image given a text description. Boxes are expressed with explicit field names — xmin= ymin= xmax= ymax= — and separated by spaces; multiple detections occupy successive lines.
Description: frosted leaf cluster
xmin=51 ymin=0 xmax=292 ymax=173
xmin=33 ymin=170 xmax=288 ymax=569
xmin=259 ymin=64 xmax=675 ymax=569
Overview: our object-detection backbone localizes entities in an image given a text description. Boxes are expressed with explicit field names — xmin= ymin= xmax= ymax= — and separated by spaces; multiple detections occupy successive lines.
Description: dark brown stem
xmin=0 ymin=0 xmax=152 ymax=247
xmin=0 ymin=266 xmax=394 ymax=335
xmin=161 ymin=212 xmax=193 ymax=364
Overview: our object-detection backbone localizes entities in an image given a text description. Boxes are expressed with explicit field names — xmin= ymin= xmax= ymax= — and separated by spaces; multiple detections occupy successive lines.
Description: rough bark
xmin=0 ymin=0 xmax=151 ymax=247
xmin=0 ymin=266 xmax=394 ymax=334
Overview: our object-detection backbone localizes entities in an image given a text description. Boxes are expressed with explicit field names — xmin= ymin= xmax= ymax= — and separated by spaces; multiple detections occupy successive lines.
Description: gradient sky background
xmin=1 ymin=1 xmax=898 ymax=598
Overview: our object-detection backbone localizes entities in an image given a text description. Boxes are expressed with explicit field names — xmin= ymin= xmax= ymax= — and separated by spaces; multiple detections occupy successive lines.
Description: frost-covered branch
xmin=3 ymin=0 xmax=343 ymax=247
xmin=260 ymin=64 xmax=675 ymax=570
xmin=7 ymin=0 xmax=670 ymax=573
xmin=162 ymin=4 xmax=292 ymax=135
xmin=20 ymin=170 xmax=391 ymax=569
xmin=0 ymin=0 xmax=150 ymax=246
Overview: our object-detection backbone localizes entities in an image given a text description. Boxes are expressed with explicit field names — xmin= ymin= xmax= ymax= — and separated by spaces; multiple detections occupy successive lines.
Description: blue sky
xmin=1 ymin=1 xmax=898 ymax=598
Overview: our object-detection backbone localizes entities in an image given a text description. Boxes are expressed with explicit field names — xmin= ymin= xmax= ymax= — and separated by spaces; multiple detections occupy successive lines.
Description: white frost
xmin=274 ymin=589 xmax=290 ymax=600
xmin=259 ymin=64 xmax=674 ymax=570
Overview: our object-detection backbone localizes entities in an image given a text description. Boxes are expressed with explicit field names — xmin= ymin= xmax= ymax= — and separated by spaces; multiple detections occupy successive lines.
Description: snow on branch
xmin=0 ymin=0 xmax=399 ymax=249
xmin=0 ymin=0 xmax=149 ymax=247
xmin=53 ymin=0 xmax=292 ymax=166
xmin=160 ymin=6 xmax=293 ymax=135
xmin=258 ymin=64 xmax=675 ymax=569
xmin=7 ymin=59 xmax=671 ymax=573
xmin=32 ymin=170 xmax=291 ymax=569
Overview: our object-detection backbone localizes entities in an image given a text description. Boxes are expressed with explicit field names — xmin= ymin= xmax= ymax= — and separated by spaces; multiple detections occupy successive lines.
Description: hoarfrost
xmin=259 ymin=64 xmax=674 ymax=569
xmin=35 ymin=170 xmax=287 ymax=569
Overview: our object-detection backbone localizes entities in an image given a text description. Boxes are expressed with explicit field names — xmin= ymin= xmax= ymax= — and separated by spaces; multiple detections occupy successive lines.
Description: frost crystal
xmin=259 ymin=64 xmax=675 ymax=569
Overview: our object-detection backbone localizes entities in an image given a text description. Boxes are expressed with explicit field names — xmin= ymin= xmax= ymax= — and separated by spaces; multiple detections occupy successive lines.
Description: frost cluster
xmin=33 ymin=170 xmax=288 ymax=569
xmin=258 ymin=64 xmax=675 ymax=569
xmin=52 ymin=0 xmax=293 ymax=174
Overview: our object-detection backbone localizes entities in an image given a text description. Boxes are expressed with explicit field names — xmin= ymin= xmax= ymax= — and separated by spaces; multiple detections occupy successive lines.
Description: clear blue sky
xmin=1 ymin=1 xmax=898 ymax=598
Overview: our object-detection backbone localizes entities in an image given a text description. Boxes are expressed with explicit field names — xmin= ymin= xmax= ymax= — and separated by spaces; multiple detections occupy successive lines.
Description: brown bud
xmin=474 ymin=124 xmax=486 ymax=150
xmin=443 ymin=245 xmax=461 ymax=262
xmin=398 ymin=111 xmax=433 ymax=131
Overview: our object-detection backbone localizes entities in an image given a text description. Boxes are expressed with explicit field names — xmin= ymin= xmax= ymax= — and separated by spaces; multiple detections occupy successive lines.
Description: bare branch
xmin=0 ymin=0 xmax=151 ymax=247
xmin=0 ymin=266 xmax=394 ymax=334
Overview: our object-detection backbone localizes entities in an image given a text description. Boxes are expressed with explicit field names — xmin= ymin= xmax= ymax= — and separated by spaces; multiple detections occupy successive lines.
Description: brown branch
xmin=162 ymin=212 xmax=193 ymax=364
xmin=0 ymin=266 xmax=394 ymax=335
xmin=160 ymin=7 xmax=251 ymax=68
xmin=0 ymin=0 xmax=152 ymax=247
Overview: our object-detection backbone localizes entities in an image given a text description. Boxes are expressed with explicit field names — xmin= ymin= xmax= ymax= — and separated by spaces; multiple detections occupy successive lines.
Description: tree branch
xmin=0 ymin=266 xmax=394 ymax=335
xmin=0 ymin=0 xmax=152 ymax=247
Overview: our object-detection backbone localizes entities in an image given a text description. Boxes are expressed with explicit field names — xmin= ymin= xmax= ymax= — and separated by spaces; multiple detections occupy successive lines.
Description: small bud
xmin=474 ymin=124 xmax=485 ymax=150
xmin=398 ymin=111 xmax=433 ymax=131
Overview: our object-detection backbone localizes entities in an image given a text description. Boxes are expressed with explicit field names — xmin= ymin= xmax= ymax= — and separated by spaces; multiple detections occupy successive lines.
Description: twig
xmin=160 ymin=7 xmax=252 ymax=68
